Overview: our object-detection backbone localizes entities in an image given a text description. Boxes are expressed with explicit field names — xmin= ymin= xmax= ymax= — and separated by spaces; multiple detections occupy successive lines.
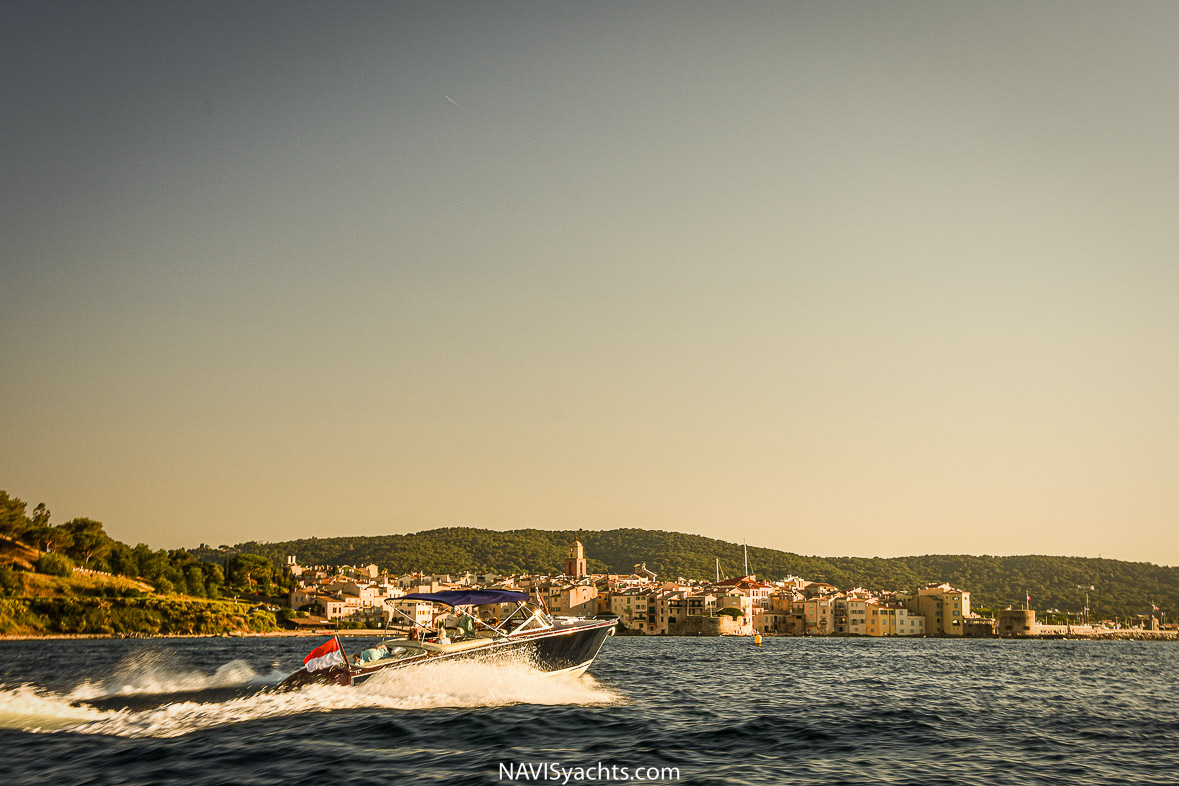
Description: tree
xmin=31 ymin=524 xmax=73 ymax=555
xmin=29 ymin=502 xmax=51 ymax=531
xmin=203 ymin=563 xmax=224 ymax=598
xmin=131 ymin=543 xmax=165 ymax=580
xmin=61 ymin=518 xmax=110 ymax=568
xmin=226 ymin=554 xmax=275 ymax=595
xmin=106 ymin=542 xmax=136 ymax=577
xmin=0 ymin=490 xmax=29 ymax=539
xmin=185 ymin=565 xmax=206 ymax=597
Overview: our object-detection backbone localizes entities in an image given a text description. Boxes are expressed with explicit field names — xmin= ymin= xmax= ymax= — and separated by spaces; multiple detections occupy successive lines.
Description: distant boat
xmin=278 ymin=589 xmax=615 ymax=690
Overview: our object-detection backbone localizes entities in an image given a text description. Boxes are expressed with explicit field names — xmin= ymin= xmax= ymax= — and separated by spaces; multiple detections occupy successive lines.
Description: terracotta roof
xmin=715 ymin=575 xmax=773 ymax=589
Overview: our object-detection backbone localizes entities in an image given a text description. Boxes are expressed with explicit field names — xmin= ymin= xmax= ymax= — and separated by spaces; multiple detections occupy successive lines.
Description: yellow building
xmin=907 ymin=583 xmax=970 ymax=636
xmin=842 ymin=598 xmax=869 ymax=635
xmin=610 ymin=590 xmax=656 ymax=634
xmin=866 ymin=602 xmax=926 ymax=636
xmin=544 ymin=583 xmax=598 ymax=618
xmin=798 ymin=597 xmax=833 ymax=635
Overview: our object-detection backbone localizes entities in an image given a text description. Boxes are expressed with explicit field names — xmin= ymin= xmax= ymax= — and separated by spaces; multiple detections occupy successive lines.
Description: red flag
xmin=303 ymin=637 xmax=345 ymax=672
xmin=1152 ymin=603 xmax=1161 ymax=611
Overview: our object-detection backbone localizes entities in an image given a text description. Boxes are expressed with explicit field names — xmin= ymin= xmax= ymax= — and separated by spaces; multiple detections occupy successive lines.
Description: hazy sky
xmin=3 ymin=2 xmax=1177 ymax=564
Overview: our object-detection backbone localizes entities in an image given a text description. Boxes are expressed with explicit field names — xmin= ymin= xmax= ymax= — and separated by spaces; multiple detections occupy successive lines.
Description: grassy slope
xmin=0 ymin=548 xmax=277 ymax=637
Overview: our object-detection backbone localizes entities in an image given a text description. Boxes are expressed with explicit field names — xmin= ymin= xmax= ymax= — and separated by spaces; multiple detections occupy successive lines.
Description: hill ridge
xmin=189 ymin=527 xmax=1179 ymax=619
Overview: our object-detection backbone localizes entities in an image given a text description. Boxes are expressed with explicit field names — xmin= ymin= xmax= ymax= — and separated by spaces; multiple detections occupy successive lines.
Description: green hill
xmin=0 ymin=548 xmax=279 ymax=637
xmin=190 ymin=527 xmax=1179 ymax=620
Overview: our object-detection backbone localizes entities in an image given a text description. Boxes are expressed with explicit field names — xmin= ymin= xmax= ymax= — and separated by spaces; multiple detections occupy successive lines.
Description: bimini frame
xmin=381 ymin=589 xmax=553 ymax=640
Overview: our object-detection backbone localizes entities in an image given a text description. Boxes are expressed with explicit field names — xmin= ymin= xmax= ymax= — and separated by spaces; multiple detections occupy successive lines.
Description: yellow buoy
xmin=753 ymin=632 xmax=763 ymax=646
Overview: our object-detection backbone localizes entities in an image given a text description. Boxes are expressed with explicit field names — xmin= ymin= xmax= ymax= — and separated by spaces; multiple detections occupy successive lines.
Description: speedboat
xmin=277 ymin=589 xmax=615 ymax=690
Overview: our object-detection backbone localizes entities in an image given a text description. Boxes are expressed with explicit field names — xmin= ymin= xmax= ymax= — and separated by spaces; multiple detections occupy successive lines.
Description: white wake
xmin=0 ymin=658 xmax=620 ymax=738
xmin=66 ymin=650 xmax=286 ymax=701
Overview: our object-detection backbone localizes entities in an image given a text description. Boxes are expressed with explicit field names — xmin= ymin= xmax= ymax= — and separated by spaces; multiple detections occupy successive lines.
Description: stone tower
xmin=565 ymin=536 xmax=587 ymax=578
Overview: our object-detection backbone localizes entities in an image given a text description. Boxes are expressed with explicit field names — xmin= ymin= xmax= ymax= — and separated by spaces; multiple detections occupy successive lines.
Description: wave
xmin=0 ymin=659 xmax=621 ymax=738
xmin=0 ymin=684 xmax=109 ymax=732
xmin=359 ymin=658 xmax=621 ymax=710
xmin=65 ymin=650 xmax=287 ymax=701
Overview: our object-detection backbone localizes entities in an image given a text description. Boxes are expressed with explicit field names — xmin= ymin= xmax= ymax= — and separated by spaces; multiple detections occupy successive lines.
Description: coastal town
xmin=4 ymin=488 xmax=1172 ymax=640
xmin=279 ymin=538 xmax=1169 ymax=639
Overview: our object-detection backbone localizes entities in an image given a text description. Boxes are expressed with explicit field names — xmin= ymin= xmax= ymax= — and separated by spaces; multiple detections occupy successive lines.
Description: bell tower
xmin=565 ymin=534 xmax=587 ymax=578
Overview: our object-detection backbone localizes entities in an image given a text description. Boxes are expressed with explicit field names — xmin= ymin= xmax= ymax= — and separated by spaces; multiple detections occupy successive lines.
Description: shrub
xmin=0 ymin=565 xmax=20 ymax=595
xmin=109 ymin=606 xmax=163 ymax=635
xmin=248 ymin=609 xmax=277 ymax=632
xmin=35 ymin=552 xmax=74 ymax=577
xmin=0 ymin=599 xmax=48 ymax=634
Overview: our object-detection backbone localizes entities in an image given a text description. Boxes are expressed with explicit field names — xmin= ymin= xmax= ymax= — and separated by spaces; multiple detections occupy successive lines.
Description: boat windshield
xmin=497 ymin=603 xmax=553 ymax=634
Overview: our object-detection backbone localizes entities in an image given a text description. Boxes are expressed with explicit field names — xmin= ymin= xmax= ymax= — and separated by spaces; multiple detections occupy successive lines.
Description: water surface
xmin=1 ymin=636 xmax=1175 ymax=784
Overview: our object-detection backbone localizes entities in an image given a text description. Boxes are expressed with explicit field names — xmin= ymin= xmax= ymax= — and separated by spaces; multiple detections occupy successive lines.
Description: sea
xmin=1 ymin=635 xmax=1176 ymax=785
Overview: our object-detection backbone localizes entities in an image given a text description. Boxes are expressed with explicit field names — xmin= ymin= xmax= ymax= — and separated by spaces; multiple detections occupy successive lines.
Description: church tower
xmin=565 ymin=535 xmax=587 ymax=578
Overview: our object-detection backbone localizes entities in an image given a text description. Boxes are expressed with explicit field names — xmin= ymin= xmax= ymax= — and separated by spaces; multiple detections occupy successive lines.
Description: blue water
xmin=1 ymin=636 xmax=1176 ymax=785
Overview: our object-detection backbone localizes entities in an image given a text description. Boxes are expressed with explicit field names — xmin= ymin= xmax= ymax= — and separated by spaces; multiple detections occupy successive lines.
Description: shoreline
xmin=3 ymin=630 xmax=1176 ymax=642
xmin=0 ymin=629 xmax=390 ymax=641
xmin=763 ymin=631 xmax=1179 ymax=642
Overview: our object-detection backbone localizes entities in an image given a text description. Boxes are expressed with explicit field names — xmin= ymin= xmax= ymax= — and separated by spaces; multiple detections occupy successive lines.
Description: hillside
xmin=189 ymin=528 xmax=1179 ymax=619
xmin=0 ymin=566 xmax=279 ymax=637
xmin=8 ymin=569 xmax=154 ymax=598
xmin=0 ymin=536 xmax=40 ymax=571
xmin=0 ymin=538 xmax=277 ymax=637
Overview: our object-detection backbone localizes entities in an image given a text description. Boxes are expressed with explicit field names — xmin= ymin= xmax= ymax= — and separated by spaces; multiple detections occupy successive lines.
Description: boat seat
xmin=418 ymin=638 xmax=491 ymax=654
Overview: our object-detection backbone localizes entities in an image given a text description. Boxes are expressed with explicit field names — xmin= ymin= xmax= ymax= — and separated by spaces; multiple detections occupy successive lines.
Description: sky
xmin=2 ymin=2 xmax=1178 ymax=565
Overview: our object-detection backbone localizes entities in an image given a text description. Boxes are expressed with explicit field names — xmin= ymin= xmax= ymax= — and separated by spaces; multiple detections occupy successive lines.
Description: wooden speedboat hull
xmin=278 ymin=618 xmax=615 ymax=691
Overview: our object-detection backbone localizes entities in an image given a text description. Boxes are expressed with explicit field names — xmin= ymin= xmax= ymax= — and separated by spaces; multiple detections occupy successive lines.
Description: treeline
xmin=194 ymin=526 xmax=1179 ymax=619
xmin=0 ymin=490 xmax=290 ymax=599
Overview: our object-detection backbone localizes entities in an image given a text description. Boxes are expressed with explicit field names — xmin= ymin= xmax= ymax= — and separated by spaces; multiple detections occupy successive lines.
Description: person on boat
xmin=438 ymin=611 xmax=465 ymax=638
xmin=456 ymin=609 xmax=475 ymax=639
xmin=427 ymin=614 xmax=451 ymax=644
xmin=355 ymin=643 xmax=390 ymax=664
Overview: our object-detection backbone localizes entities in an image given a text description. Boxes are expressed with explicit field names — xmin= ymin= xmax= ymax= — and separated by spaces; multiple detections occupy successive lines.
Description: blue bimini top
xmin=398 ymin=589 xmax=530 ymax=607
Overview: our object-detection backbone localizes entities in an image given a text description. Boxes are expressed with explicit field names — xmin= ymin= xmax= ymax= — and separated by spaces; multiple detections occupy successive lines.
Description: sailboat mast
xmin=744 ymin=542 xmax=749 ymax=577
